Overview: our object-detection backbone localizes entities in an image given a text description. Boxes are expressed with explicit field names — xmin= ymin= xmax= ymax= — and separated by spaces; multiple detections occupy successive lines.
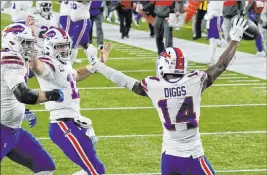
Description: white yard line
xmin=104 ymin=169 xmax=267 ymax=175
xmin=31 ymin=103 xmax=266 ymax=112
xmin=218 ymin=77 xmax=248 ymax=80
xmin=32 ymin=83 xmax=267 ymax=91
xmin=252 ymin=87 xmax=267 ymax=89
xmin=228 ymin=80 xmax=261 ymax=82
xmin=105 ymin=169 xmax=267 ymax=174
xmin=221 ymin=74 xmax=238 ymax=76
xmin=37 ymin=131 xmax=267 ymax=140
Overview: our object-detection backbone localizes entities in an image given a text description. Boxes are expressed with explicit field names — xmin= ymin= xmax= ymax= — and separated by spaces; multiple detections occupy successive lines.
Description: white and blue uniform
xmin=0 ymin=49 xmax=55 ymax=172
xmin=69 ymin=1 xmax=92 ymax=48
xmin=140 ymin=70 xmax=215 ymax=175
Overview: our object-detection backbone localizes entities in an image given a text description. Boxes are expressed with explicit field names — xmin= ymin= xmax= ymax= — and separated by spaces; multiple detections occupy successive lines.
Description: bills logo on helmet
xmin=4 ymin=25 xmax=25 ymax=34
xmin=45 ymin=30 xmax=56 ymax=38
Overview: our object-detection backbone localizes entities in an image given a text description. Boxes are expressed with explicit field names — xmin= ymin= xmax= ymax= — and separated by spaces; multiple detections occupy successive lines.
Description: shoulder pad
xmin=38 ymin=56 xmax=56 ymax=72
xmin=1 ymin=50 xmax=25 ymax=67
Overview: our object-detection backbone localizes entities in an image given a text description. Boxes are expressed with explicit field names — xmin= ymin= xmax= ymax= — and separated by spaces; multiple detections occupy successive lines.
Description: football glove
xmin=53 ymin=89 xmax=64 ymax=103
xmin=86 ymin=44 xmax=98 ymax=64
xmin=24 ymin=109 xmax=37 ymax=128
xmin=230 ymin=18 xmax=249 ymax=42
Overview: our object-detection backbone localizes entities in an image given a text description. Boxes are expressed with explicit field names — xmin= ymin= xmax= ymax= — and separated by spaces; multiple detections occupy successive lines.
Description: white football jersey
xmin=1 ymin=49 xmax=27 ymax=128
xmin=36 ymin=56 xmax=81 ymax=120
xmin=60 ymin=1 xmax=71 ymax=16
xmin=31 ymin=11 xmax=59 ymax=50
xmin=207 ymin=1 xmax=223 ymax=17
xmin=140 ymin=71 xmax=208 ymax=158
xmin=70 ymin=1 xmax=91 ymax=22
xmin=10 ymin=1 xmax=33 ymax=22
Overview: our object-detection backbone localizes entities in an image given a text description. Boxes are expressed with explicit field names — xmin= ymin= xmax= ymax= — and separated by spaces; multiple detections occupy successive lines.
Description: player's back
xmin=70 ymin=1 xmax=91 ymax=22
xmin=10 ymin=1 xmax=33 ymax=23
xmin=36 ymin=56 xmax=80 ymax=120
xmin=0 ymin=49 xmax=26 ymax=128
xmin=142 ymin=71 xmax=207 ymax=158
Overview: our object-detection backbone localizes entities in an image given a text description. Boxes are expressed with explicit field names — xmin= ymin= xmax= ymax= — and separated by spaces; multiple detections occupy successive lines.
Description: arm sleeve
xmin=2 ymin=67 xmax=26 ymax=91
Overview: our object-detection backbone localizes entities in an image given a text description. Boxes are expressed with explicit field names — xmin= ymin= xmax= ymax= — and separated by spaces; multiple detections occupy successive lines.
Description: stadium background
xmin=1 ymin=1 xmax=266 ymax=175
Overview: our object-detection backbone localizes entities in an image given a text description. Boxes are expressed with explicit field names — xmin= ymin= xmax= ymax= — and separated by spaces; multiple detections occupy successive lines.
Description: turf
xmin=1 ymin=6 xmax=267 ymax=175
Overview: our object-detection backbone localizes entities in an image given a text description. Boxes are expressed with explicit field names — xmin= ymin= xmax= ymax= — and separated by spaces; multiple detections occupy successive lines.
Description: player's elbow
xmin=13 ymin=83 xmax=38 ymax=104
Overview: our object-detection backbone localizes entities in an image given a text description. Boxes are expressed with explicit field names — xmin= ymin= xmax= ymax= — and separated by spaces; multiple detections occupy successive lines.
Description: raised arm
xmin=202 ymin=18 xmax=249 ymax=91
xmin=86 ymin=43 xmax=147 ymax=96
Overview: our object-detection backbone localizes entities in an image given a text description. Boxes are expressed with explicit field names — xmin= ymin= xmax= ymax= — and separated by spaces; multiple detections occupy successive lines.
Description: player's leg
xmin=0 ymin=124 xmax=19 ymax=161
xmin=6 ymin=128 xmax=55 ymax=174
xmin=164 ymin=19 xmax=173 ymax=48
xmin=191 ymin=156 xmax=216 ymax=175
xmin=59 ymin=15 xmax=67 ymax=31
xmin=222 ymin=17 xmax=231 ymax=42
xmin=94 ymin=13 xmax=104 ymax=47
xmin=89 ymin=16 xmax=95 ymax=44
xmin=154 ymin=16 xmax=165 ymax=55
xmin=49 ymin=120 xmax=105 ymax=175
xmin=207 ymin=16 xmax=221 ymax=65
xmin=259 ymin=24 xmax=267 ymax=55
xmin=125 ymin=10 xmax=132 ymax=38
xmin=161 ymin=152 xmax=185 ymax=175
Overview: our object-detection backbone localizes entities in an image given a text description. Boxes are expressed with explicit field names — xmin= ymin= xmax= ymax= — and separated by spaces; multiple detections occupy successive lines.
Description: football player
xmin=87 ymin=18 xmax=249 ymax=175
xmin=1 ymin=1 xmax=33 ymax=24
xmin=1 ymin=23 xmax=64 ymax=174
xmin=59 ymin=1 xmax=72 ymax=34
xmin=29 ymin=28 xmax=106 ymax=175
xmin=69 ymin=1 xmax=92 ymax=64
xmin=26 ymin=1 xmax=59 ymax=52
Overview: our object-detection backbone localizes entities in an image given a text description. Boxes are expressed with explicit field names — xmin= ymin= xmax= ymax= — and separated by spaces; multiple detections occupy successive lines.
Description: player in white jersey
xmin=26 ymin=1 xmax=59 ymax=52
xmin=29 ymin=28 xmax=106 ymax=175
xmin=1 ymin=23 xmax=64 ymax=174
xmin=1 ymin=1 xmax=33 ymax=24
xmin=204 ymin=1 xmax=227 ymax=65
xmin=69 ymin=1 xmax=92 ymax=63
xmin=87 ymin=18 xmax=249 ymax=175
xmin=59 ymin=1 xmax=72 ymax=33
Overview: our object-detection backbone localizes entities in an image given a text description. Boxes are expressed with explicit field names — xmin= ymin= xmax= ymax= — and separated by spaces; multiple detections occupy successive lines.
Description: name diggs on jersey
xmin=164 ymin=86 xmax=186 ymax=98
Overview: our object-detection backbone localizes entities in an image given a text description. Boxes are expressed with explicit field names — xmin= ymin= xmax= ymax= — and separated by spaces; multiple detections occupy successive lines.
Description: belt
xmin=56 ymin=118 xmax=74 ymax=122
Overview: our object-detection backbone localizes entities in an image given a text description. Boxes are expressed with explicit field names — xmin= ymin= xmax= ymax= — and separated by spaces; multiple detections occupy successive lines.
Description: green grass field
xmin=1 ymin=4 xmax=267 ymax=175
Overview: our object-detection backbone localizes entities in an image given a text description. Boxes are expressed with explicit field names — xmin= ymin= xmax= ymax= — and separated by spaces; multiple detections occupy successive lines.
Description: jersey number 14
xmin=158 ymin=97 xmax=198 ymax=130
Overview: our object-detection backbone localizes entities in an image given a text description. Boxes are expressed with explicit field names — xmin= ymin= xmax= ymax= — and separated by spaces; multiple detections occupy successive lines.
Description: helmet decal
xmin=45 ymin=30 xmax=56 ymax=38
xmin=173 ymin=47 xmax=184 ymax=70
xmin=4 ymin=25 xmax=25 ymax=34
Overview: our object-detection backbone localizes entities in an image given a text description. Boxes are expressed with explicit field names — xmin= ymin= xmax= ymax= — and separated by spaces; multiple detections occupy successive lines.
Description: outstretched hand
xmin=100 ymin=42 xmax=112 ymax=64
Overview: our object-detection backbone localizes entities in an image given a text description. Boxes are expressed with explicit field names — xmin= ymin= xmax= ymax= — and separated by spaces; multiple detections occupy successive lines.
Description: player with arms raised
xmin=29 ymin=28 xmax=107 ymax=175
xmin=1 ymin=23 xmax=64 ymax=174
xmin=87 ymin=18 xmax=249 ymax=175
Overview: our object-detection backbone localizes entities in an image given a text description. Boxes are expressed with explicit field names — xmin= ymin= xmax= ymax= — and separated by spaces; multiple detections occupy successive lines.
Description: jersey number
xmin=72 ymin=2 xmax=77 ymax=9
xmin=39 ymin=26 xmax=54 ymax=38
xmin=158 ymin=97 xmax=197 ymax=130
xmin=67 ymin=74 xmax=80 ymax=99
xmin=12 ymin=3 xmax=16 ymax=9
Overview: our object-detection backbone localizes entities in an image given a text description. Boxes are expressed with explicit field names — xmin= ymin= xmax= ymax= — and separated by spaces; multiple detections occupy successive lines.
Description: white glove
xmin=86 ymin=127 xmax=98 ymax=144
xmin=230 ymin=18 xmax=249 ymax=42
xmin=74 ymin=116 xmax=92 ymax=129
xmin=86 ymin=44 xmax=97 ymax=59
